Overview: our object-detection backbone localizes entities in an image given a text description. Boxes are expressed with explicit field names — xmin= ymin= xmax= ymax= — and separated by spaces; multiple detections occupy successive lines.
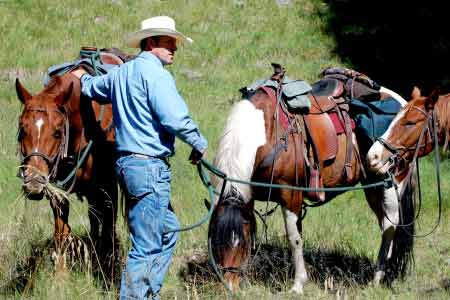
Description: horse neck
xmin=60 ymin=74 xmax=82 ymax=117
xmin=435 ymin=94 xmax=450 ymax=147
xmin=212 ymin=95 xmax=267 ymax=202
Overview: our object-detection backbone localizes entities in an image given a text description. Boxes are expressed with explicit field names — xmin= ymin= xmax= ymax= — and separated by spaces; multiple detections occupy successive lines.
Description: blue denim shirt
xmin=80 ymin=51 xmax=207 ymax=157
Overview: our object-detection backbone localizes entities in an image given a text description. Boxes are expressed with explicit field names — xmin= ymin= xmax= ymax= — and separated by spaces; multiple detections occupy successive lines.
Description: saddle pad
xmin=260 ymin=86 xmax=289 ymax=130
xmin=350 ymin=97 xmax=402 ymax=142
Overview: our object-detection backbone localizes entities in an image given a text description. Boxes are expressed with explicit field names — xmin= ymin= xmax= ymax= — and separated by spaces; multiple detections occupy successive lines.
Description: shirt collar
xmin=138 ymin=51 xmax=163 ymax=67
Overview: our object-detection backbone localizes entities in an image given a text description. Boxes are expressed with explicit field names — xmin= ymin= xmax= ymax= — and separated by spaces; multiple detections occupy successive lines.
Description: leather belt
xmin=117 ymin=151 xmax=170 ymax=166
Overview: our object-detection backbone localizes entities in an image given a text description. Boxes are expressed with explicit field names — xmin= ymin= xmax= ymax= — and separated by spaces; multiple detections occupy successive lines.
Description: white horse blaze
xmin=367 ymin=104 xmax=407 ymax=173
xmin=34 ymin=118 xmax=44 ymax=152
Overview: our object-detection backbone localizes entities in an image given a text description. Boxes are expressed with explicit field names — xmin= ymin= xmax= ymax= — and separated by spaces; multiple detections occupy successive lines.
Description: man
xmin=72 ymin=16 xmax=207 ymax=300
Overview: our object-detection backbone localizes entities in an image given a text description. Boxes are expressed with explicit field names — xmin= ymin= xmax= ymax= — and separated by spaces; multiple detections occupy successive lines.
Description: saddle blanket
xmin=328 ymin=112 xmax=355 ymax=135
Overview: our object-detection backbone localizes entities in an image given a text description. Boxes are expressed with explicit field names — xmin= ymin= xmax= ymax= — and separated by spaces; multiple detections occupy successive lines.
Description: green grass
xmin=1 ymin=0 xmax=450 ymax=299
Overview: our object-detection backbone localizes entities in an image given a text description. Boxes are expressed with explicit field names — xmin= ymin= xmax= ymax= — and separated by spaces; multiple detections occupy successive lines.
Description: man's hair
xmin=140 ymin=36 xmax=160 ymax=51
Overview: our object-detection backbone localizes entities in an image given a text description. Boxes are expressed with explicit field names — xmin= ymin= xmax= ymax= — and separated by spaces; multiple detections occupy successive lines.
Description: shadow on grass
xmin=319 ymin=1 xmax=449 ymax=97
xmin=180 ymin=242 xmax=375 ymax=292
xmin=1 ymin=234 xmax=122 ymax=296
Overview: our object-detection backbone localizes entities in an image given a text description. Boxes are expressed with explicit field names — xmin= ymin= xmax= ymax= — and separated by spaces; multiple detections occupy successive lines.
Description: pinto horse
xmin=16 ymin=71 xmax=117 ymax=275
xmin=207 ymin=81 xmax=416 ymax=293
xmin=368 ymin=87 xmax=449 ymax=178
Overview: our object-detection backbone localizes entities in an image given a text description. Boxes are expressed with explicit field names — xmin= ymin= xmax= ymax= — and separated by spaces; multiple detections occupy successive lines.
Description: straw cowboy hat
xmin=126 ymin=16 xmax=193 ymax=48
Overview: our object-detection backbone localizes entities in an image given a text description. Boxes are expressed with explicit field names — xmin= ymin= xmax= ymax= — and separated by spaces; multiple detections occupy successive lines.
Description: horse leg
xmin=87 ymin=195 xmax=102 ymax=243
xmin=50 ymin=198 xmax=71 ymax=248
xmin=99 ymin=184 xmax=118 ymax=260
xmin=282 ymin=207 xmax=307 ymax=294
xmin=49 ymin=198 xmax=71 ymax=271
xmin=364 ymin=185 xmax=399 ymax=285
xmin=88 ymin=184 xmax=118 ymax=280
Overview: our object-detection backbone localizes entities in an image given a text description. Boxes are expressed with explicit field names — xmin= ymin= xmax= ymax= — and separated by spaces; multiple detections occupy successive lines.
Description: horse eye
xmin=53 ymin=130 xmax=62 ymax=139
xmin=404 ymin=120 xmax=416 ymax=126
xmin=17 ymin=127 xmax=26 ymax=141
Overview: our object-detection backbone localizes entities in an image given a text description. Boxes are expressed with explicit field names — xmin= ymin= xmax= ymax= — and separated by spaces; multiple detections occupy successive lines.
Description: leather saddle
xmin=303 ymin=78 xmax=347 ymax=163
xmin=302 ymin=78 xmax=354 ymax=202
xmin=78 ymin=47 xmax=136 ymax=75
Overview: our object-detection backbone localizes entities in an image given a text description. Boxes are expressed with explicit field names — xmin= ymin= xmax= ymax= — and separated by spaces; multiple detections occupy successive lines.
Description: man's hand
xmin=71 ymin=67 xmax=87 ymax=79
xmin=189 ymin=148 xmax=205 ymax=165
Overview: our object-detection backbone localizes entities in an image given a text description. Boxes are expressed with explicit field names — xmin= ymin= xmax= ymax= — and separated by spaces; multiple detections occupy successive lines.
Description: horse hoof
xmin=372 ymin=270 xmax=384 ymax=286
xmin=289 ymin=284 xmax=303 ymax=294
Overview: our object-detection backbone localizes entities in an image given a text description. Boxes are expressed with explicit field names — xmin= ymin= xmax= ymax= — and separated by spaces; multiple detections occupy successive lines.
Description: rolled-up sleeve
xmin=149 ymin=72 xmax=208 ymax=153
xmin=80 ymin=73 xmax=113 ymax=104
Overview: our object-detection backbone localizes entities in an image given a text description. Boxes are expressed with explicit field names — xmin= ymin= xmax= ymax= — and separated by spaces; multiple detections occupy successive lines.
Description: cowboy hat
xmin=126 ymin=16 xmax=193 ymax=48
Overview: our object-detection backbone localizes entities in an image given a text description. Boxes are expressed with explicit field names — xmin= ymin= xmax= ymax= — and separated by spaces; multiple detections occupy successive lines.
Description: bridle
xmin=376 ymin=105 xmax=436 ymax=177
xmin=210 ymin=194 xmax=256 ymax=275
xmin=375 ymin=104 xmax=444 ymax=237
xmin=17 ymin=107 xmax=70 ymax=183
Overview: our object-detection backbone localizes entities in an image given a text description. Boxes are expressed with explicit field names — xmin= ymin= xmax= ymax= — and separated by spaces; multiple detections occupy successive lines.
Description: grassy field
xmin=1 ymin=0 xmax=449 ymax=299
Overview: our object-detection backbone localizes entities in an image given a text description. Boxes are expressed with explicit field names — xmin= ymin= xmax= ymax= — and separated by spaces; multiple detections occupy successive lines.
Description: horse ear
xmin=204 ymin=198 xmax=211 ymax=210
xmin=411 ymin=86 xmax=421 ymax=99
xmin=56 ymin=81 xmax=74 ymax=105
xmin=15 ymin=78 xmax=32 ymax=103
xmin=425 ymin=87 xmax=440 ymax=110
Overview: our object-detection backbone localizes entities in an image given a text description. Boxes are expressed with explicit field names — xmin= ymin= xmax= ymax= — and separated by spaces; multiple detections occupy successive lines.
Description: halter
xmin=17 ymin=107 xmax=70 ymax=182
xmin=376 ymin=105 xmax=436 ymax=177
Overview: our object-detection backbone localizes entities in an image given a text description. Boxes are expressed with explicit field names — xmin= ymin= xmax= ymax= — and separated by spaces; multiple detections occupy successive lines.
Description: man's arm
xmin=71 ymin=68 xmax=112 ymax=104
xmin=149 ymin=72 xmax=208 ymax=160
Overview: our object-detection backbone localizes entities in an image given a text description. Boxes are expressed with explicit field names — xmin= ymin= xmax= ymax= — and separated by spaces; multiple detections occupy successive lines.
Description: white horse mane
xmin=212 ymin=100 xmax=266 ymax=202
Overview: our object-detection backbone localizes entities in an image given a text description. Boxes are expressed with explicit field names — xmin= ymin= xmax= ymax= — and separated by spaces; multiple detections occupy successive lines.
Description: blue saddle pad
xmin=350 ymin=97 xmax=402 ymax=143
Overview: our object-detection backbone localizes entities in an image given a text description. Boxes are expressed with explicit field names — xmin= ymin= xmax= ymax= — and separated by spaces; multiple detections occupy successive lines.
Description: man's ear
xmin=144 ymin=37 xmax=156 ymax=51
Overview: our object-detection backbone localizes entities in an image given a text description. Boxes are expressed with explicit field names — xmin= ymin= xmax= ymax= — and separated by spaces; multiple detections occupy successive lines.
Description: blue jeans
xmin=116 ymin=154 xmax=179 ymax=300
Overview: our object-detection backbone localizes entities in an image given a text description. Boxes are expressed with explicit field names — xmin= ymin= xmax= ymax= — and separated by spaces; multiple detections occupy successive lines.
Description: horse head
xmin=16 ymin=76 xmax=75 ymax=199
xmin=207 ymin=187 xmax=256 ymax=291
xmin=367 ymin=87 xmax=440 ymax=177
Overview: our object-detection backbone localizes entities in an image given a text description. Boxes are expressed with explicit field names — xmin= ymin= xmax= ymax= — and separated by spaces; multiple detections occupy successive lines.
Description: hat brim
xmin=126 ymin=28 xmax=193 ymax=48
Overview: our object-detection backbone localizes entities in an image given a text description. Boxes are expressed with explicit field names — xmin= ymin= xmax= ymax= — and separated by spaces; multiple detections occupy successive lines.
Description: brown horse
xmin=367 ymin=87 xmax=449 ymax=178
xmin=207 ymin=81 xmax=416 ymax=293
xmin=16 ymin=71 xmax=117 ymax=275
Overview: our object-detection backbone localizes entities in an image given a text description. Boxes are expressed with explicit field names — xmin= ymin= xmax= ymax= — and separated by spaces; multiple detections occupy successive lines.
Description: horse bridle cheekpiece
xmin=376 ymin=105 xmax=436 ymax=175
xmin=17 ymin=107 xmax=70 ymax=182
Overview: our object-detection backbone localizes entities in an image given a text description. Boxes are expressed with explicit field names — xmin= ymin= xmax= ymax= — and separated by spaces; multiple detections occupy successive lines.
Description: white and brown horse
xmin=207 ymin=82 xmax=416 ymax=293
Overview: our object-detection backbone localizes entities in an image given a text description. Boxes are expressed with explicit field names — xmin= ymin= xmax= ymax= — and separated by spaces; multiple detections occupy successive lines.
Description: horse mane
xmin=41 ymin=76 xmax=66 ymax=95
xmin=435 ymin=93 xmax=450 ymax=150
xmin=38 ymin=74 xmax=78 ymax=99
xmin=210 ymin=188 xmax=256 ymax=250
xmin=211 ymin=100 xmax=266 ymax=202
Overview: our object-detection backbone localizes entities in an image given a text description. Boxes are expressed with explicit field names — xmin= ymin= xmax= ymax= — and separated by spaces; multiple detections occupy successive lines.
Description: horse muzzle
xmin=367 ymin=141 xmax=391 ymax=174
xmin=22 ymin=175 xmax=47 ymax=200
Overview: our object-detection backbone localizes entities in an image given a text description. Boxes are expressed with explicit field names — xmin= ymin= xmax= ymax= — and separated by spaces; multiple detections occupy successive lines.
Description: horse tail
xmin=212 ymin=100 xmax=266 ymax=202
xmin=387 ymin=176 xmax=416 ymax=282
